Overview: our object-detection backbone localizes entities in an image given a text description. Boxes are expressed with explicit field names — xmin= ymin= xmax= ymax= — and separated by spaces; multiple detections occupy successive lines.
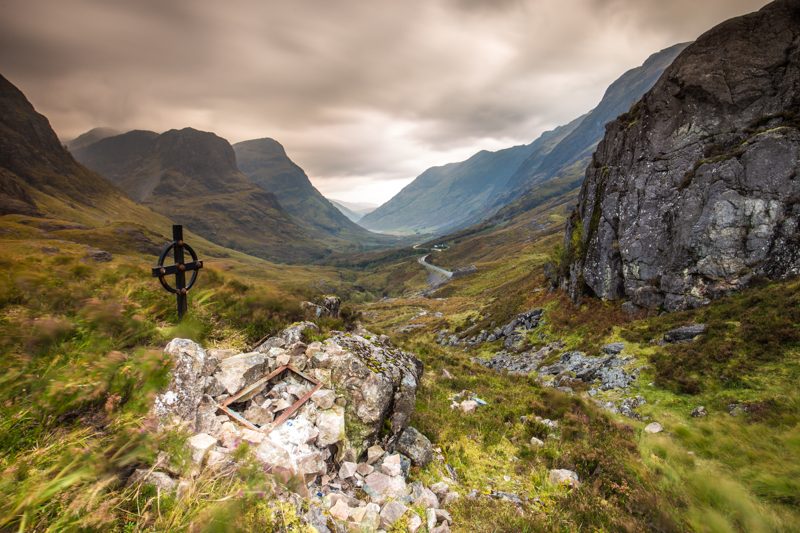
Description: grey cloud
xmin=0 ymin=0 xmax=769 ymax=203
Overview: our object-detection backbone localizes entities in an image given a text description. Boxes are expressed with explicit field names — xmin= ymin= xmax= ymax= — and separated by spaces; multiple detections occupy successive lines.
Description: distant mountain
xmin=233 ymin=138 xmax=392 ymax=247
xmin=0 ymin=73 xmax=201 ymax=258
xmin=500 ymin=42 xmax=690 ymax=197
xmin=359 ymin=134 xmax=572 ymax=235
xmin=72 ymin=128 xmax=337 ymax=262
xmin=361 ymin=43 xmax=689 ymax=236
xmin=65 ymin=127 xmax=120 ymax=152
xmin=0 ymin=74 xmax=122 ymax=216
xmin=330 ymin=200 xmax=363 ymax=222
xmin=329 ymin=199 xmax=378 ymax=222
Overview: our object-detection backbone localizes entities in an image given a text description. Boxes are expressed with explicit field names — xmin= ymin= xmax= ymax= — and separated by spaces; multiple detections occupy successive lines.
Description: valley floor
xmin=1 ymin=205 xmax=798 ymax=532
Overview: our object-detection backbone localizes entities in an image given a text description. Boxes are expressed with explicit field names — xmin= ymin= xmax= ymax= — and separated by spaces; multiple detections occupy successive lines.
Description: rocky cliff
xmin=560 ymin=0 xmax=800 ymax=311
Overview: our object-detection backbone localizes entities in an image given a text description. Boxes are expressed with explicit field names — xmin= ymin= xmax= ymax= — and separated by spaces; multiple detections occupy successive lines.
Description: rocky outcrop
xmin=437 ymin=308 xmax=543 ymax=350
xmin=301 ymin=295 xmax=341 ymax=319
xmin=561 ymin=0 xmax=800 ymax=311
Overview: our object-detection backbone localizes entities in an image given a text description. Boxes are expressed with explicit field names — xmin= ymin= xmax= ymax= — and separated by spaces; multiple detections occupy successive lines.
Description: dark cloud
xmin=0 ymin=0 xmax=769 ymax=202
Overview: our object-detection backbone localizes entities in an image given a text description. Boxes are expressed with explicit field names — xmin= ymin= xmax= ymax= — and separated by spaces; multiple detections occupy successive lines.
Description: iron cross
xmin=151 ymin=225 xmax=203 ymax=319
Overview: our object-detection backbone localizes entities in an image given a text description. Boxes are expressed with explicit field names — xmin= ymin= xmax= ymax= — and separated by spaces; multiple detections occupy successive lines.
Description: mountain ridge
xmin=0 ymin=74 xmax=125 ymax=217
xmin=233 ymin=138 xmax=393 ymax=247
xmin=65 ymin=127 xmax=120 ymax=152
xmin=72 ymin=128 xmax=338 ymax=263
xmin=361 ymin=43 xmax=690 ymax=236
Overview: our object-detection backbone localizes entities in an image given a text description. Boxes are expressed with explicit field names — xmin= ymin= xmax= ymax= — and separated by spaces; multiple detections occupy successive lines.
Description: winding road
xmin=418 ymin=254 xmax=453 ymax=278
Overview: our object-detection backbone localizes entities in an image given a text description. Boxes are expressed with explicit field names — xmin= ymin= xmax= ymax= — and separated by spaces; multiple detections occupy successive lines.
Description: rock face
xmin=321 ymin=332 xmax=424 ymax=450
xmin=561 ymin=0 xmax=800 ymax=311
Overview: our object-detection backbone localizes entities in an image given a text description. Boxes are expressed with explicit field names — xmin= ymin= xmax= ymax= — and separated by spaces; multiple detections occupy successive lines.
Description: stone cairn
xmin=140 ymin=321 xmax=458 ymax=532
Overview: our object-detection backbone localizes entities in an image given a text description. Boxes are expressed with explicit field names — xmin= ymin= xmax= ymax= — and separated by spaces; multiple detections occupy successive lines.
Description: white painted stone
xmin=316 ymin=406 xmax=346 ymax=446
xmin=187 ymin=433 xmax=217 ymax=464
xmin=644 ymin=422 xmax=663 ymax=434
xmin=460 ymin=400 xmax=478 ymax=413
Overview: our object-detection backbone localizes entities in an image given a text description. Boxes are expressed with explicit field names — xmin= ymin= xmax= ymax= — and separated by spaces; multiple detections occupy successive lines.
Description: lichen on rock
xmin=560 ymin=0 xmax=800 ymax=311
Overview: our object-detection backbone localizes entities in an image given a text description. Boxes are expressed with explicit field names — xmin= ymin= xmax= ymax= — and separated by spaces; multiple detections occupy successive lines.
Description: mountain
xmin=329 ymin=200 xmax=364 ymax=222
xmin=560 ymin=0 xmax=800 ymax=311
xmin=72 ymin=128 xmax=336 ymax=262
xmin=65 ymin=127 xmax=120 ymax=152
xmin=358 ymin=127 xmax=576 ymax=235
xmin=361 ymin=43 xmax=689 ymax=236
xmin=0 ymin=74 xmax=123 ymax=216
xmin=328 ymin=199 xmax=377 ymax=222
xmin=500 ymin=42 xmax=690 ymax=197
xmin=232 ymin=138 xmax=391 ymax=246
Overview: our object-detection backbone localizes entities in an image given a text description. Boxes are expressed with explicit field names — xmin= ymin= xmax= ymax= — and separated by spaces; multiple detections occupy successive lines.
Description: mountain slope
xmin=328 ymin=199 xmax=378 ymax=223
xmin=560 ymin=0 xmax=800 ymax=311
xmin=361 ymin=43 xmax=689 ymax=237
xmin=0 ymin=74 xmax=130 ymax=217
xmin=233 ymin=138 xmax=392 ymax=246
xmin=65 ymin=127 xmax=120 ymax=152
xmin=72 ymin=129 xmax=335 ymax=263
xmin=502 ymin=42 xmax=690 ymax=196
xmin=360 ymin=119 xmax=581 ymax=235
xmin=329 ymin=200 xmax=364 ymax=222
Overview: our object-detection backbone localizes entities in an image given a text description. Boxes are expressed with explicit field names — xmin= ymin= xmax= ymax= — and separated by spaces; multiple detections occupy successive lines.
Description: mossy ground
xmin=0 ymin=224 xmax=361 ymax=531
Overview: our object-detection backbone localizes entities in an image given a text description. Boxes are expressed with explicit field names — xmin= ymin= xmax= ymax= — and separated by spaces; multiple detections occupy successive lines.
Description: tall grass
xmin=0 ymin=243 xmax=313 ymax=531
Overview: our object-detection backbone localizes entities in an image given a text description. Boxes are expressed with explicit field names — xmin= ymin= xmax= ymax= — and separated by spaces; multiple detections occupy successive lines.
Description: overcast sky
xmin=1 ymin=0 xmax=768 ymax=204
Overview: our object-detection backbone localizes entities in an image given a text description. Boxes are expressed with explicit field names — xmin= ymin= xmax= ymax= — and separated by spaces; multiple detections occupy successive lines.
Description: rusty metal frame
xmin=217 ymin=365 xmax=322 ymax=434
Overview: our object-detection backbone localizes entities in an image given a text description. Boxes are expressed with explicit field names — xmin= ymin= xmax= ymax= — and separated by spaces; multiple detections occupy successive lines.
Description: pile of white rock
xmin=140 ymin=321 xmax=457 ymax=532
